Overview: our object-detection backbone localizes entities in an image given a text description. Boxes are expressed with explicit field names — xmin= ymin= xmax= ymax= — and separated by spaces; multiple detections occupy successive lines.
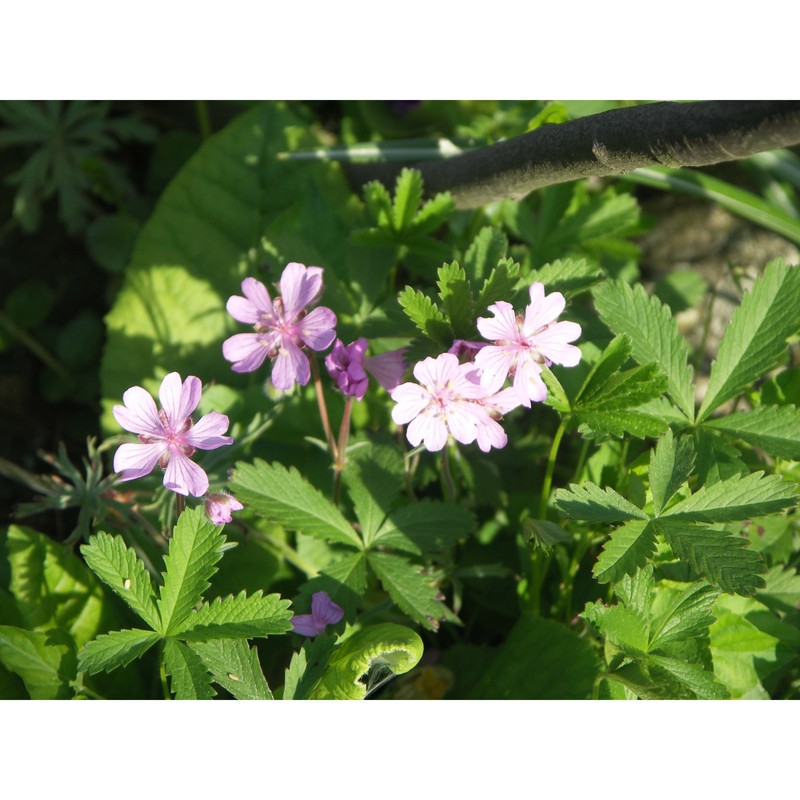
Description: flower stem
xmin=333 ymin=396 xmax=354 ymax=505
xmin=441 ymin=445 xmax=456 ymax=501
xmin=309 ymin=354 xmax=338 ymax=461
xmin=195 ymin=100 xmax=212 ymax=140
xmin=529 ymin=418 xmax=568 ymax=614
xmin=159 ymin=654 xmax=171 ymax=700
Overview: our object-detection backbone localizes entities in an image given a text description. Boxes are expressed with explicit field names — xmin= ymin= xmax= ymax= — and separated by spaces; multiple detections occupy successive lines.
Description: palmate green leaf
xmin=756 ymin=565 xmax=800 ymax=614
xmin=100 ymin=103 xmax=360 ymax=434
xmin=312 ymin=623 xmax=424 ymax=700
xmin=553 ymin=483 xmax=648 ymax=524
xmin=372 ymin=501 xmax=476 ymax=555
xmin=475 ymin=258 xmax=521 ymax=315
xmin=300 ymin=552 xmax=368 ymax=620
xmin=576 ymin=408 xmax=669 ymax=440
xmin=163 ymin=639 xmax=215 ymax=700
xmin=437 ymin=261 xmax=475 ymax=338
xmin=647 ymin=654 xmax=729 ymax=700
xmin=175 ymin=591 xmax=292 ymax=640
xmin=582 ymin=604 xmax=649 ymax=654
xmin=576 ymin=362 xmax=667 ymax=413
xmin=77 ymin=628 xmax=162 ymax=675
xmin=342 ymin=445 xmax=404 ymax=544
xmin=469 ymin=613 xmax=599 ymax=700
xmin=593 ymin=279 xmax=695 ymax=421
xmin=694 ymin=429 xmax=747 ymax=486
xmin=231 ymin=460 xmax=362 ymax=549
xmin=0 ymin=626 xmax=77 ymax=700
xmin=7 ymin=525 xmax=109 ymax=648
xmin=648 ymin=430 xmax=696 ymax=515
xmin=391 ymin=168 xmax=423 ymax=233
xmin=157 ymin=508 xmax=227 ymax=636
xmin=660 ymin=471 xmax=797 ymax=522
xmin=653 ymin=520 xmax=766 ymax=596
xmin=648 ymin=582 xmax=719 ymax=652
xmin=362 ymin=180 xmax=392 ymax=227
xmin=190 ymin=639 xmax=272 ymax=700
xmin=282 ymin=634 xmax=337 ymax=700
xmin=412 ymin=191 xmax=455 ymax=236
xmin=397 ymin=286 xmax=451 ymax=346
xmin=704 ymin=404 xmax=800 ymax=460
xmin=574 ymin=334 xmax=633 ymax=403
xmin=463 ymin=226 xmax=508 ymax=284
xmin=698 ymin=260 xmax=800 ymax=421
xmin=613 ymin=564 xmax=654 ymax=617
xmin=80 ymin=531 xmax=160 ymax=631
xmin=367 ymin=552 xmax=446 ymax=630
xmin=530 ymin=258 xmax=603 ymax=297
xmin=593 ymin=520 xmax=658 ymax=584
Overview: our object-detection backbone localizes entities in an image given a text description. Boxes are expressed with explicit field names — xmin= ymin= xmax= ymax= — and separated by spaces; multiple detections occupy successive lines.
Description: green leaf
xmin=653 ymin=520 xmax=766 ymax=596
xmin=553 ymin=483 xmax=648 ymax=524
xmin=576 ymin=362 xmax=667 ymax=414
xmin=157 ymin=508 xmax=227 ymax=635
xmin=468 ymin=613 xmax=599 ymax=699
xmin=576 ymin=408 xmax=669 ymax=440
xmin=437 ymin=261 xmax=475 ymax=338
xmin=190 ymin=639 xmax=272 ymax=700
xmin=574 ymin=334 xmax=633 ymax=403
xmin=282 ymin=634 xmax=337 ymax=700
xmin=0 ymin=626 xmax=77 ymax=699
xmin=654 ymin=269 xmax=709 ymax=313
xmin=698 ymin=260 xmax=800 ymax=421
xmin=593 ymin=279 xmax=695 ymax=421
xmin=584 ymin=604 xmax=650 ymax=654
xmin=362 ymin=180 xmax=392 ymax=227
xmin=593 ymin=520 xmax=658 ymax=584
xmin=540 ymin=366 xmax=571 ymax=412
xmin=523 ymin=519 xmax=572 ymax=552
xmin=77 ymin=628 xmax=162 ymax=675
xmin=6 ymin=525 xmax=109 ymax=648
xmin=648 ymin=430 xmax=696 ymax=515
xmin=367 ymin=552 xmax=446 ymax=630
xmin=371 ymin=501 xmax=476 ymax=555
xmin=312 ymin=623 xmax=423 ymax=700
xmin=463 ymin=226 xmax=508 ymax=284
xmin=613 ymin=565 xmax=654 ymax=617
xmin=647 ymin=654 xmax=729 ymax=699
xmin=475 ymin=258 xmax=521 ymax=315
xmin=703 ymin=405 xmax=800 ymax=460
xmin=231 ymin=460 xmax=362 ymax=549
xmin=756 ymin=565 xmax=800 ymax=614
xmin=342 ymin=445 xmax=404 ymax=544
xmin=530 ymin=257 xmax=603 ymax=297
xmin=660 ymin=471 xmax=797 ymax=522
xmin=397 ymin=286 xmax=451 ymax=345
xmin=392 ymin=168 xmax=423 ymax=233
xmin=81 ymin=531 xmax=160 ymax=631
xmin=412 ymin=191 xmax=455 ymax=236
xmin=648 ymin=582 xmax=719 ymax=652
xmin=163 ymin=639 xmax=215 ymax=700
xmin=175 ymin=591 xmax=293 ymax=640
xmin=300 ymin=552 xmax=368 ymax=620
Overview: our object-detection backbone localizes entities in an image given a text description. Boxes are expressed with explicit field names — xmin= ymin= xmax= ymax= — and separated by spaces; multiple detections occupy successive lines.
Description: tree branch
xmin=343 ymin=101 xmax=800 ymax=208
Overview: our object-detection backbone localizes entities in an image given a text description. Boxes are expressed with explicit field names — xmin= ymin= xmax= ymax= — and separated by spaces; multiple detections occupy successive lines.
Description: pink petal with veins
xmin=271 ymin=339 xmax=310 ymax=389
xmin=113 ymin=442 xmax=166 ymax=481
xmin=299 ymin=306 xmax=337 ymax=351
xmin=184 ymin=412 xmax=233 ymax=450
xmin=113 ymin=386 xmax=164 ymax=437
xmin=163 ymin=451 xmax=209 ymax=497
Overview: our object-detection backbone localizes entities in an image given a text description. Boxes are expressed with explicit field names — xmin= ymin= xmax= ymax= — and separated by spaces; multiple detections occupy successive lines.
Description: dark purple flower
xmin=291 ymin=591 xmax=344 ymax=637
xmin=325 ymin=338 xmax=369 ymax=400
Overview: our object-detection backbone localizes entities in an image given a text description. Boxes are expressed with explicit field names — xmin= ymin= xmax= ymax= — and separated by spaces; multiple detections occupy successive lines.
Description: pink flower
xmin=475 ymin=282 xmax=581 ymax=407
xmin=204 ymin=492 xmax=244 ymax=525
xmin=391 ymin=353 xmax=507 ymax=452
xmin=222 ymin=262 xmax=337 ymax=390
xmin=291 ymin=591 xmax=344 ymax=637
xmin=113 ymin=372 xmax=233 ymax=497
xmin=364 ymin=347 xmax=407 ymax=392
xmin=325 ymin=338 xmax=369 ymax=400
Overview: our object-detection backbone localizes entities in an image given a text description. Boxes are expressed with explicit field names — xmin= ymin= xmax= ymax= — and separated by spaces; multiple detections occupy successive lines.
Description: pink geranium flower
xmin=325 ymin=338 xmax=369 ymax=400
xmin=391 ymin=353 xmax=507 ymax=452
xmin=222 ymin=262 xmax=337 ymax=390
xmin=291 ymin=591 xmax=344 ymax=637
xmin=204 ymin=492 xmax=244 ymax=525
xmin=113 ymin=372 xmax=233 ymax=497
xmin=475 ymin=282 xmax=581 ymax=407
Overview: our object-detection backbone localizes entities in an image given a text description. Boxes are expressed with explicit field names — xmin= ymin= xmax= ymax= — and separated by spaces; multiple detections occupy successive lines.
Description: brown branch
xmin=343 ymin=101 xmax=800 ymax=208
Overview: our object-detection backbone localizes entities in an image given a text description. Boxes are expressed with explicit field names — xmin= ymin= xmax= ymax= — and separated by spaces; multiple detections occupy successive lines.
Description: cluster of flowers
xmin=112 ymin=262 xmax=581 ymax=512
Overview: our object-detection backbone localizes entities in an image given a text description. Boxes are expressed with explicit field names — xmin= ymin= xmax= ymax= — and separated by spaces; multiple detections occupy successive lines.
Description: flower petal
xmin=163 ymin=452 xmax=209 ymax=497
xmin=241 ymin=277 xmax=273 ymax=316
xmin=474 ymin=345 xmax=517 ymax=393
xmin=159 ymin=373 xmax=201 ymax=428
xmin=475 ymin=416 xmax=508 ymax=452
xmin=113 ymin=386 xmax=164 ymax=437
xmin=113 ymin=442 xmax=165 ymax=481
xmin=271 ymin=340 xmax=310 ymax=390
xmin=445 ymin=405 xmax=478 ymax=446
xmin=222 ymin=333 xmax=271 ymax=373
xmin=407 ymin=412 xmax=449 ymax=451
xmin=390 ymin=383 xmax=430 ymax=424
xmin=280 ymin=262 xmax=324 ymax=320
xmin=533 ymin=322 xmax=583 ymax=366
xmin=298 ymin=306 xmax=337 ymax=351
xmin=477 ymin=301 xmax=519 ymax=342
xmin=513 ymin=359 xmax=547 ymax=406
xmin=311 ymin=592 xmax=344 ymax=627
xmin=226 ymin=295 xmax=262 ymax=325
xmin=184 ymin=412 xmax=233 ymax=450
xmin=365 ymin=348 xmax=407 ymax=392
xmin=291 ymin=614 xmax=323 ymax=637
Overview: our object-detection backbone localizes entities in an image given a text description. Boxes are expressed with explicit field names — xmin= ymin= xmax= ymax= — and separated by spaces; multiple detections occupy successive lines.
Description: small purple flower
xmin=447 ymin=339 xmax=487 ymax=362
xmin=113 ymin=372 xmax=233 ymax=497
xmin=204 ymin=492 xmax=244 ymax=525
xmin=364 ymin=347 xmax=407 ymax=392
xmin=291 ymin=591 xmax=344 ymax=637
xmin=222 ymin=262 xmax=337 ymax=391
xmin=325 ymin=338 xmax=369 ymax=400
xmin=390 ymin=353 xmax=507 ymax=452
